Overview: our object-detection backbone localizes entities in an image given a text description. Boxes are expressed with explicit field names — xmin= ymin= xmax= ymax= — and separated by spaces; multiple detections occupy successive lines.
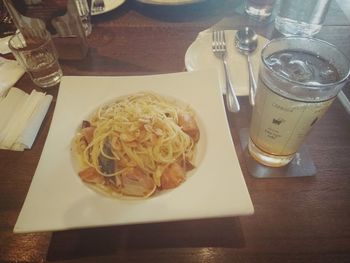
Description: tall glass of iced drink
xmin=249 ymin=37 xmax=350 ymax=167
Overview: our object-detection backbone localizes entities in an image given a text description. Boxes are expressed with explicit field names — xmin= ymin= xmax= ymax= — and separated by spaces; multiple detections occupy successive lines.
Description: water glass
xmin=8 ymin=31 xmax=63 ymax=88
xmin=249 ymin=37 xmax=350 ymax=167
xmin=275 ymin=0 xmax=331 ymax=37
xmin=245 ymin=0 xmax=277 ymax=20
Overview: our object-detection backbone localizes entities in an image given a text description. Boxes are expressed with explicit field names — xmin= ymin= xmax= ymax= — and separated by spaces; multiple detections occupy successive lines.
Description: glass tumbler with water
xmin=275 ymin=0 xmax=331 ymax=37
xmin=8 ymin=30 xmax=63 ymax=88
xmin=248 ymin=37 xmax=350 ymax=167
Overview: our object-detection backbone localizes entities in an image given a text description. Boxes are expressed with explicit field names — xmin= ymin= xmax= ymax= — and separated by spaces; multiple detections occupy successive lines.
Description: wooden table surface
xmin=1 ymin=0 xmax=350 ymax=262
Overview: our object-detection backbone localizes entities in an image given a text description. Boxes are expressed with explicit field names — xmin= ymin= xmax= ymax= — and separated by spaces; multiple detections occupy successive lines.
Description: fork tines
xmin=212 ymin=30 xmax=226 ymax=53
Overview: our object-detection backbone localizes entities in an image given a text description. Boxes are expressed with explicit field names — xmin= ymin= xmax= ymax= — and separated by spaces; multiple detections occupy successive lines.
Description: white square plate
xmin=14 ymin=70 xmax=254 ymax=233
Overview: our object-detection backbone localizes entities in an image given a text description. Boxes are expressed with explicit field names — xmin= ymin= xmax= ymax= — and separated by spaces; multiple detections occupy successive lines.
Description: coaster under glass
xmin=239 ymin=128 xmax=316 ymax=178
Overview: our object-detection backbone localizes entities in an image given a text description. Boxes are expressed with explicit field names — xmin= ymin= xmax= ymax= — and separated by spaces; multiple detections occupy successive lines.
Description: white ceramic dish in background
xmin=136 ymin=0 xmax=204 ymax=5
xmin=185 ymin=30 xmax=268 ymax=96
xmin=91 ymin=0 xmax=125 ymax=16
xmin=14 ymin=70 xmax=254 ymax=233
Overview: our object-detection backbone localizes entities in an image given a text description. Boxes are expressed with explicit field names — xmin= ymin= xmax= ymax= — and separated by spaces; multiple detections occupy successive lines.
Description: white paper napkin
xmin=0 ymin=87 xmax=52 ymax=151
xmin=185 ymin=30 xmax=269 ymax=96
xmin=0 ymin=57 xmax=25 ymax=96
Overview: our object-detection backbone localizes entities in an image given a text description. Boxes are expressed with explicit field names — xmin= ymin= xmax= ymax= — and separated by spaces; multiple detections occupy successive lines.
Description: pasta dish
xmin=73 ymin=92 xmax=200 ymax=199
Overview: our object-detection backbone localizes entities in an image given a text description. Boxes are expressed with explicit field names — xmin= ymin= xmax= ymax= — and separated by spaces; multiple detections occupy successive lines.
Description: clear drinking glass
xmin=248 ymin=37 xmax=350 ymax=167
xmin=275 ymin=0 xmax=331 ymax=37
xmin=8 ymin=30 xmax=63 ymax=88
xmin=245 ymin=0 xmax=277 ymax=20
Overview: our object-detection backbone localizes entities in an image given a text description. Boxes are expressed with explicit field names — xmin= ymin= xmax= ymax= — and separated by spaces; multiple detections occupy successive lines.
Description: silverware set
xmin=92 ymin=0 xmax=105 ymax=14
xmin=3 ymin=0 xmax=47 ymax=42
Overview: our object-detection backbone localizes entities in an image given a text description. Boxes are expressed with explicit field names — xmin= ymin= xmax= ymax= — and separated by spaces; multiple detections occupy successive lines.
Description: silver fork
xmin=92 ymin=0 xmax=105 ymax=14
xmin=212 ymin=30 xmax=240 ymax=113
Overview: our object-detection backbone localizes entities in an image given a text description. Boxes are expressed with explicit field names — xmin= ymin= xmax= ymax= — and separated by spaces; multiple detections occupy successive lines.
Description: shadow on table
xmin=46 ymin=217 xmax=244 ymax=261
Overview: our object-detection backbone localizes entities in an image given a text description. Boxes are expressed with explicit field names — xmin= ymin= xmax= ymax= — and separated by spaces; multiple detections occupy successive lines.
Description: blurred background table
xmin=1 ymin=0 xmax=350 ymax=262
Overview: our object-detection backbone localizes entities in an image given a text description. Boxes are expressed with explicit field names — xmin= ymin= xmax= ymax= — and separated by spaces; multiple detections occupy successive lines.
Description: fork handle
xmin=223 ymin=59 xmax=240 ymax=113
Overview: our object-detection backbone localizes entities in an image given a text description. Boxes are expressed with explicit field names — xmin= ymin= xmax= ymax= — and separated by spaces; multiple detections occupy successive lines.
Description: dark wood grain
xmin=1 ymin=0 xmax=350 ymax=262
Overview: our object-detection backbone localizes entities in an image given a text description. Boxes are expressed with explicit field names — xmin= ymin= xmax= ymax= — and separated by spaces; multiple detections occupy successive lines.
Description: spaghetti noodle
xmin=73 ymin=92 xmax=200 ymax=198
